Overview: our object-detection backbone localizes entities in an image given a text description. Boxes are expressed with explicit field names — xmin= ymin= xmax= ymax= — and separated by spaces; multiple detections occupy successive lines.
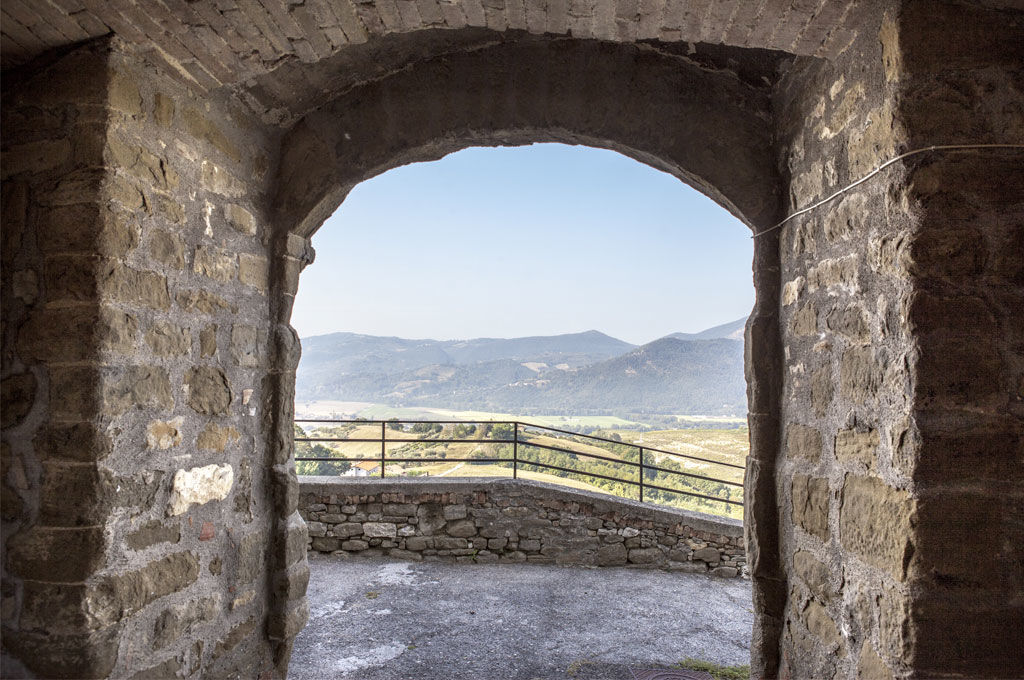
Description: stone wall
xmin=2 ymin=2 xmax=1022 ymax=678
xmin=1 ymin=38 xmax=309 ymax=679
xmin=771 ymin=2 xmax=1024 ymax=678
xmin=299 ymin=478 xmax=745 ymax=576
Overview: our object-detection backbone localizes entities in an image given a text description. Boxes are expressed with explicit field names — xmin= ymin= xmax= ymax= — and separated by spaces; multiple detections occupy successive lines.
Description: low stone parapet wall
xmin=298 ymin=477 xmax=746 ymax=577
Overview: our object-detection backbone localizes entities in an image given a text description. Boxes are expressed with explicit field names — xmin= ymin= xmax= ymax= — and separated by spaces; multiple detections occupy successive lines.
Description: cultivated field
xmin=295 ymin=410 xmax=748 ymax=519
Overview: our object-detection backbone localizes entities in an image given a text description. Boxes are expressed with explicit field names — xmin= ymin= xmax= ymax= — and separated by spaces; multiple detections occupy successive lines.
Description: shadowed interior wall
xmin=1 ymin=39 xmax=303 ymax=678
xmin=1 ymin=1 xmax=1022 ymax=678
xmin=772 ymin=2 xmax=1024 ymax=677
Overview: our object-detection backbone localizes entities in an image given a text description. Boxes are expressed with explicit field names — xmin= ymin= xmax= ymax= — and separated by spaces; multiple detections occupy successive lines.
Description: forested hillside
xmin=296 ymin=319 xmax=748 ymax=415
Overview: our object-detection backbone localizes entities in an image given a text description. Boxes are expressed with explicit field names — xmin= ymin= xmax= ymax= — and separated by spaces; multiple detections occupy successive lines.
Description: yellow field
xmin=399 ymin=461 xmax=612 ymax=495
xmin=603 ymin=428 xmax=748 ymax=485
xmin=295 ymin=420 xmax=747 ymax=519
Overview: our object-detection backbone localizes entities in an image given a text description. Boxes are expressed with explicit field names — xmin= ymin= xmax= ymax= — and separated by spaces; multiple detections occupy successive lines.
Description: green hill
xmin=296 ymin=324 xmax=748 ymax=416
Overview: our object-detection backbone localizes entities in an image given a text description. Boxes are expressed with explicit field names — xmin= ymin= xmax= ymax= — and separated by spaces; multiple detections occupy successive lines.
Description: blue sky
xmin=291 ymin=143 xmax=754 ymax=346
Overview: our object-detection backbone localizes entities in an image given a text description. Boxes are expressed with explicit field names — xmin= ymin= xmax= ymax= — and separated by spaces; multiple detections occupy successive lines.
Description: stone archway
xmin=267 ymin=31 xmax=788 ymax=677
xmin=2 ymin=2 xmax=1022 ymax=679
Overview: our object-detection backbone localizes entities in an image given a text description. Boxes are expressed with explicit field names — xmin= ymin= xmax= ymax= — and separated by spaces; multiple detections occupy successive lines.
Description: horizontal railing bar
xmin=501 ymin=441 xmax=741 ymax=489
xmin=516 ymin=422 xmax=747 ymax=469
xmin=296 ymin=458 xmax=513 ymax=465
xmin=298 ymin=441 xmax=741 ymax=489
xmin=295 ymin=418 xmax=746 ymax=509
xmin=515 ymin=459 xmax=637 ymax=486
xmin=642 ymin=480 xmax=743 ymax=506
xmin=297 ymin=437 xmax=515 ymax=444
xmin=297 ymin=419 xmax=745 ymax=470
xmin=640 ymin=461 xmax=744 ymax=488
xmin=518 ymin=440 xmax=635 ymax=468
xmin=295 ymin=419 xmax=515 ymax=425
xmin=296 ymin=456 xmax=740 ymax=505
xmin=296 ymin=457 xmax=506 ymax=464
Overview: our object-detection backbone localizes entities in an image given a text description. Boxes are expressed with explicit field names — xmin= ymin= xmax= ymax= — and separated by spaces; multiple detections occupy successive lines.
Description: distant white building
xmin=344 ymin=461 xmax=381 ymax=477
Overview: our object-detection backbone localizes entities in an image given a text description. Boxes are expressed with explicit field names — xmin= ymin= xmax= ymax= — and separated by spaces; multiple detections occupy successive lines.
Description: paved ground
xmin=290 ymin=553 xmax=753 ymax=680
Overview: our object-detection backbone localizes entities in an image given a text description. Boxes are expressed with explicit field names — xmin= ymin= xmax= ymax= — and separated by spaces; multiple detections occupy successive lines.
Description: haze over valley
xmin=295 ymin=317 xmax=748 ymax=419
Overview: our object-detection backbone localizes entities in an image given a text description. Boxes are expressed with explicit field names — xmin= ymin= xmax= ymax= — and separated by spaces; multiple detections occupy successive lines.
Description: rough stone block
xmin=811 ymin=365 xmax=833 ymax=417
xmin=835 ymin=428 xmax=879 ymax=470
xmin=153 ymin=595 xmax=221 ymax=649
xmin=406 ymin=536 xmax=430 ymax=551
xmin=200 ymin=324 xmax=217 ymax=357
xmin=434 ymin=537 xmax=469 ymax=550
xmin=274 ymin=561 xmax=311 ymax=601
xmin=145 ymin=321 xmax=191 ymax=356
xmin=792 ymin=474 xmax=830 ymax=541
xmin=126 ymin=520 xmax=181 ymax=550
xmin=856 ymin=641 xmax=893 ymax=680
xmin=185 ymin=366 xmax=232 ymax=414
xmin=104 ymin=365 xmax=173 ymax=415
xmin=212 ymin=616 xmax=257 ymax=660
xmin=840 ymin=347 xmax=883 ymax=404
xmin=224 ymin=204 xmax=256 ymax=234
xmin=446 ymin=519 xmax=477 ymax=537
xmin=8 ymin=526 xmax=106 ymax=582
xmin=196 ymin=423 xmax=241 ymax=452
xmin=786 ymin=424 xmax=822 ymax=462
xmin=312 ymin=537 xmax=341 ymax=552
xmin=40 ymin=369 xmax=87 ymax=423
xmin=596 ymin=543 xmax=627 ymax=566
xmin=93 ymin=552 xmax=200 ymax=623
xmin=839 ymin=474 xmax=914 ymax=580
xmin=443 ymin=504 xmax=467 ymax=520
xmin=146 ymin=417 xmax=184 ymax=450
xmin=200 ymin=161 xmax=246 ymax=197
xmin=826 ymin=305 xmax=869 ymax=342
xmin=194 ymin=244 xmax=238 ymax=282
xmin=627 ymin=548 xmax=664 ymax=565
xmin=230 ymin=325 xmax=260 ymax=367
xmin=98 ymin=262 xmax=171 ymax=310
xmin=306 ymin=522 xmax=327 ymax=538
xmin=238 ymin=253 xmax=269 ymax=291
xmin=333 ymin=522 xmax=363 ymax=538
xmin=2 ymin=625 xmax=121 ymax=679
xmin=803 ymin=600 xmax=841 ymax=650
xmin=693 ymin=546 xmax=721 ymax=564
xmin=363 ymin=522 xmax=397 ymax=538
xmin=792 ymin=550 xmax=831 ymax=601
xmin=168 ymin=464 xmax=234 ymax=516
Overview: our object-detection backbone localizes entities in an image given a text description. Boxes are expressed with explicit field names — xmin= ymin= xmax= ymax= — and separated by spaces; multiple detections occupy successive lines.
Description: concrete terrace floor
xmin=291 ymin=553 xmax=753 ymax=680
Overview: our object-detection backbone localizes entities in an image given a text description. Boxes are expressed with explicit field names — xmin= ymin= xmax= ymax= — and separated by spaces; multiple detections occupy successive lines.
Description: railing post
xmin=513 ymin=422 xmax=518 ymax=480
xmin=638 ymin=447 xmax=644 ymax=503
xmin=380 ymin=421 xmax=386 ymax=478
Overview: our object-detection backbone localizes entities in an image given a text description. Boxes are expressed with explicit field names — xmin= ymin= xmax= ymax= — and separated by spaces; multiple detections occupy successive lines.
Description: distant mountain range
xmin=296 ymin=317 xmax=748 ymax=415
xmin=665 ymin=316 xmax=746 ymax=341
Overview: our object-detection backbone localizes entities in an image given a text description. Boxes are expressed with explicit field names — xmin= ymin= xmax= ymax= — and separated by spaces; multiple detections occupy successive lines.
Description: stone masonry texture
xmin=2 ymin=1 xmax=1022 ymax=679
xmin=298 ymin=477 xmax=746 ymax=574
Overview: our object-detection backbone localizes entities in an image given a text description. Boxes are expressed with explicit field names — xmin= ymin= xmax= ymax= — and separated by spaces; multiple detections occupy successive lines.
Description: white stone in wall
xmin=168 ymin=464 xmax=234 ymax=516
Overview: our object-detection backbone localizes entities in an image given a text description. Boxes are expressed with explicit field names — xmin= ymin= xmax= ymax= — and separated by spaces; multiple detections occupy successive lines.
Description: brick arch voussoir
xmin=271 ymin=37 xmax=782 ymax=239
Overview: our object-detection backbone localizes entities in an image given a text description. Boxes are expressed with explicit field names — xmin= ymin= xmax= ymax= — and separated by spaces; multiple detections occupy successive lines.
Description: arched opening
xmin=287 ymin=141 xmax=758 ymax=675
xmin=264 ymin=29 xmax=786 ymax=680
xmin=293 ymin=142 xmax=753 ymax=511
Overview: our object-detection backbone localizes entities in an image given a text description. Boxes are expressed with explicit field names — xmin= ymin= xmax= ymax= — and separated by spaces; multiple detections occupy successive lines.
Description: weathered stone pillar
xmin=770 ymin=1 xmax=1023 ymax=677
xmin=2 ymin=37 xmax=309 ymax=678
xmin=895 ymin=2 xmax=1024 ymax=675
xmin=3 ymin=40 xmax=126 ymax=680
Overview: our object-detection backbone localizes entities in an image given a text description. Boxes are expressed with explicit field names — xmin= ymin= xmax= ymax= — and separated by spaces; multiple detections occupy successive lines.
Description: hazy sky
xmin=291 ymin=143 xmax=754 ymax=346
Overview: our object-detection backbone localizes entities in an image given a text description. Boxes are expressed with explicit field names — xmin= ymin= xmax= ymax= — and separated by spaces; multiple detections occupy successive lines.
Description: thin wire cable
xmin=752 ymin=143 xmax=1024 ymax=239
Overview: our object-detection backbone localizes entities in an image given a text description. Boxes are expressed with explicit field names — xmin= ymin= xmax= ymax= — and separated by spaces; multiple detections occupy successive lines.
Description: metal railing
xmin=295 ymin=419 xmax=744 ymax=511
